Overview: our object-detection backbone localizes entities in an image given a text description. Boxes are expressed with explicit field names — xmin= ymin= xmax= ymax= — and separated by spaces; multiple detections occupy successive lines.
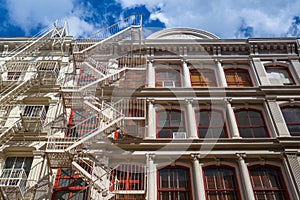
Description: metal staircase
xmin=46 ymin=14 xmax=146 ymax=199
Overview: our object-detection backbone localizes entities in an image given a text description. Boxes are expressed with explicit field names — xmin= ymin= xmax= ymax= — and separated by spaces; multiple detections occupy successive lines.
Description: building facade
xmin=0 ymin=15 xmax=299 ymax=199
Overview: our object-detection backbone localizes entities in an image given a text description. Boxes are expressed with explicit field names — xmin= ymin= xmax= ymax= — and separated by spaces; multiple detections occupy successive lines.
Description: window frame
xmin=281 ymin=106 xmax=300 ymax=136
xmin=249 ymin=165 xmax=290 ymax=200
xmin=156 ymin=109 xmax=186 ymax=139
xmin=155 ymin=68 xmax=181 ymax=88
xmin=224 ymin=68 xmax=253 ymax=87
xmin=157 ymin=165 xmax=192 ymax=200
xmin=235 ymin=108 xmax=270 ymax=138
xmin=265 ymin=65 xmax=295 ymax=85
xmin=203 ymin=165 xmax=241 ymax=200
xmin=189 ymin=68 xmax=217 ymax=87
xmin=195 ymin=109 xmax=228 ymax=138
xmin=52 ymin=168 xmax=89 ymax=200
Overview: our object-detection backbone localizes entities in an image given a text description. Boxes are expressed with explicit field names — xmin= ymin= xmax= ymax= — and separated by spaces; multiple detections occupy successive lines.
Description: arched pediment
xmin=146 ymin=28 xmax=220 ymax=40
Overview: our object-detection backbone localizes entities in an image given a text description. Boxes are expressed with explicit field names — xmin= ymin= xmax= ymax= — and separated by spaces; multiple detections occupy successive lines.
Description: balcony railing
xmin=0 ymin=168 xmax=28 ymax=197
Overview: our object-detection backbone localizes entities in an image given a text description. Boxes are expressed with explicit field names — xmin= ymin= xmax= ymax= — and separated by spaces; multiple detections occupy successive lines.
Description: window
xmin=156 ymin=69 xmax=181 ymax=88
xmin=265 ymin=66 xmax=294 ymax=85
xmin=281 ymin=107 xmax=300 ymax=136
xmin=157 ymin=109 xmax=185 ymax=138
xmin=225 ymin=69 xmax=252 ymax=87
xmin=235 ymin=109 xmax=269 ymax=138
xmin=66 ymin=109 xmax=98 ymax=138
xmin=119 ymin=70 xmax=146 ymax=88
xmin=158 ymin=166 xmax=191 ymax=200
xmin=249 ymin=166 xmax=289 ymax=200
xmin=203 ymin=166 xmax=240 ymax=200
xmin=110 ymin=164 xmax=145 ymax=191
xmin=190 ymin=69 xmax=217 ymax=87
xmin=52 ymin=168 xmax=88 ymax=200
xmin=196 ymin=109 xmax=227 ymax=138
xmin=7 ymin=72 xmax=21 ymax=81
xmin=0 ymin=157 xmax=33 ymax=194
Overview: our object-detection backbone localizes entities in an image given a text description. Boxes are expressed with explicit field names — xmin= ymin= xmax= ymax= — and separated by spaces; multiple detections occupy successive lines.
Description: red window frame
xmin=157 ymin=166 xmax=192 ymax=200
xmin=110 ymin=164 xmax=145 ymax=191
xmin=195 ymin=109 xmax=228 ymax=138
xmin=156 ymin=109 xmax=186 ymax=139
xmin=66 ymin=109 xmax=98 ymax=138
xmin=155 ymin=68 xmax=181 ymax=88
xmin=235 ymin=109 xmax=269 ymax=138
xmin=249 ymin=165 xmax=290 ymax=200
xmin=190 ymin=68 xmax=217 ymax=87
xmin=52 ymin=168 xmax=89 ymax=200
xmin=77 ymin=69 xmax=97 ymax=86
xmin=281 ymin=106 xmax=300 ymax=136
xmin=225 ymin=68 xmax=253 ymax=87
xmin=203 ymin=165 xmax=241 ymax=200
xmin=265 ymin=66 xmax=295 ymax=85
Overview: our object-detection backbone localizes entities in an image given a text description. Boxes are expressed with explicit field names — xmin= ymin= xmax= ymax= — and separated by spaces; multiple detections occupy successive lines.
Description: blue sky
xmin=0 ymin=0 xmax=300 ymax=39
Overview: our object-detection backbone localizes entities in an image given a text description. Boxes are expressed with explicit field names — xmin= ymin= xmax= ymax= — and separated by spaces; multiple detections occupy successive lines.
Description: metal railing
xmin=0 ymin=168 xmax=28 ymax=196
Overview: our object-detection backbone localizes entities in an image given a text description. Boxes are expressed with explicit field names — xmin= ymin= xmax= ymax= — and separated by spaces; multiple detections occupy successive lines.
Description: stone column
xmin=147 ymin=153 xmax=156 ymax=200
xmin=185 ymin=98 xmax=198 ymax=139
xmin=182 ymin=60 xmax=192 ymax=87
xmin=191 ymin=154 xmax=206 ymax=200
xmin=224 ymin=98 xmax=240 ymax=138
xmin=236 ymin=153 xmax=255 ymax=200
xmin=147 ymin=60 xmax=155 ymax=88
xmin=28 ymin=150 xmax=44 ymax=185
xmin=252 ymin=58 xmax=270 ymax=85
xmin=147 ymin=99 xmax=156 ymax=139
xmin=216 ymin=60 xmax=227 ymax=87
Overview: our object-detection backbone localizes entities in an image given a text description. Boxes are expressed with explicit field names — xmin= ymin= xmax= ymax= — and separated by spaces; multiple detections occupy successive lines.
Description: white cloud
xmin=5 ymin=0 xmax=98 ymax=37
xmin=117 ymin=0 xmax=300 ymax=38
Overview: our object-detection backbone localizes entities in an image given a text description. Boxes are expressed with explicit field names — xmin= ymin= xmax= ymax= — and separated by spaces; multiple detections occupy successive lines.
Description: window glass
xmin=250 ymin=166 xmax=289 ymax=200
xmin=157 ymin=110 xmax=185 ymax=138
xmin=225 ymin=69 xmax=252 ymax=87
xmin=156 ymin=69 xmax=181 ymax=88
xmin=158 ymin=166 xmax=191 ymax=200
xmin=266 ymin=67 xmax=294 ymax=85
xmin=281 ymin=107 xmax=300 ymax=136
xmin=204 ymin=166 xmax=240 ymax=200
xmin=190 ymin=69 xmax=217 ymax=87
xmin=235 ymin=110 xmax=268 ymax=138
xmin=196 ymin=110 xmax=227 ymax=138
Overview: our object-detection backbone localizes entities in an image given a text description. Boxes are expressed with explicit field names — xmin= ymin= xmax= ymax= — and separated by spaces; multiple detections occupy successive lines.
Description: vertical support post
xmin=185 ymin=98 xmax=198 ymax=139
xmin=147 ymin=99 xmax=156 ymax=139
xmin=147 ymin=153 xmax=156 ymax=200
xmin=182 ymin=60 xmax=191 ymax=87
xmin=147 ymin=60 xmax=155 ymax=88
xmin=224 ymin=98 xmax=240 ymax=138
xmin=191 ymin=154 xmax=206 ymax=200
xmin=216 ymin=59 xmax=227 ymax=87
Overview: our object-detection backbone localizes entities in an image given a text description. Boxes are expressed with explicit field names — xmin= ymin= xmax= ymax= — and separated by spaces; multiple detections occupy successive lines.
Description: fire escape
xmin=46 ymin=15 xmax=147 ymax=199
xmin=0 ymin=20 xmax=68 ymax=199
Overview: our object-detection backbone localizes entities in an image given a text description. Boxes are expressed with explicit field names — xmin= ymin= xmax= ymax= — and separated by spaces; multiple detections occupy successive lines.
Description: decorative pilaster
xmin=236 ymin=153 xmax=255 ymax=200
xmin=147 ymin=60 xmax=155 ymax=88
xmin=182 ymin=60 xmax=191 ymax=87
xmin=224 ymin=98 xmax=240 ymax=138
xmin=291 ymin=59 xmax=300 ymax=83
xmin=265 ymin=98 xmax=290 ymax=137
xmin=215 ymin=60 xmax=227 ymax=87
xmin=191 ymin=154 xmax=206 ymax=200
xmin=147 ymin=99 xmax=156 ymax=139
xmin=147 ymin=153 xmax=156 ymax=200
xmin=283 ymin=152 xmax=300 ymax=198
xmin=251 ymin=58 xmax=270 ymax=85
xmin=185 ymin=98 xmax=198 ymax=139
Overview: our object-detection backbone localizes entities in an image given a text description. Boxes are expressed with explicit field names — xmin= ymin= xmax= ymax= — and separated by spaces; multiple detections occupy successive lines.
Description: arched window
xmin=195 ymin=109 xmax=227 ymax=138
xmin=157 ymin=109 xmax=186 ymax=139
xmin=156 ymin=68 xmax=181 ymax=88
xmin=235 ymin=109 xmax=269 ymax=138
xmin=158 ymin=166 xmax=192 ymax=200
xmin=265 ymin=66 xmax=294 ymax=85
xmin=203 ymin=166 xmax=240 ymax=199
xmin=281 ymin=107 xmax=300 ymax=136
xmin=249 ymin=166 xmax=289 ymax=200
xmin=225 ymin=68 xmax=252 ymax=87
xmin=190 ymin=69 xmax=217 ymax=87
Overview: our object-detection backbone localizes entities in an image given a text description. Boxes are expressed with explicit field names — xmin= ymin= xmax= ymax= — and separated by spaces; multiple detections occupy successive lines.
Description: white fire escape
xmin=46 ymin=14 xmax=147 ymax=199
xmin=0 ymin=20 xmax=68 ymax=199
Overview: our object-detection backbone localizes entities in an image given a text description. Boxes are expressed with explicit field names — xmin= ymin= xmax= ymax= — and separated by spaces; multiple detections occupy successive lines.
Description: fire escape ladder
xmin=73 ymin=14 xmax=142 ymax=55
xmin=0 ymin=119 xmax=23 ymax=146
xmin=0 ymin=75 xmax=39 ymax=105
